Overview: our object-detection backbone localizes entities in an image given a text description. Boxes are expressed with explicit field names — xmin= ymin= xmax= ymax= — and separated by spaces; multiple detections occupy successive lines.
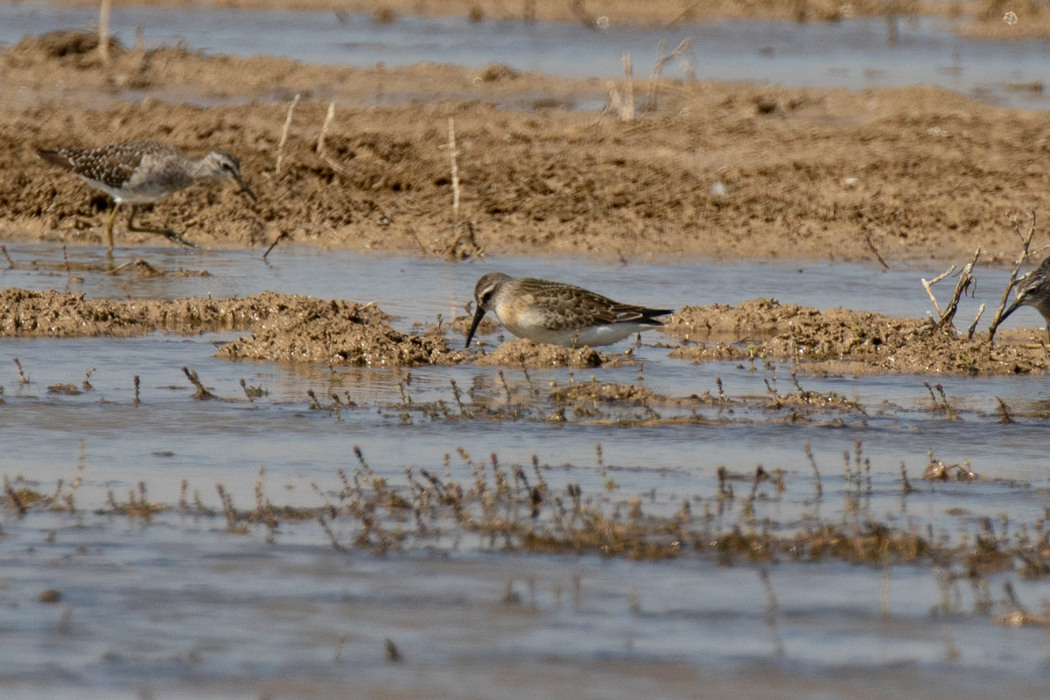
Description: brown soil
xmin=5 ymin=287 xmax=1049 ymax=374
xmin=666 ymin=298 xmax=1050 ymax=375
xmin=472 ymin=336 xmax=611 ymax=369
xmin=4 ymin=32 xmax=1050 ymax=263
xmin=0 ymin=287 xmax=461 ymax=367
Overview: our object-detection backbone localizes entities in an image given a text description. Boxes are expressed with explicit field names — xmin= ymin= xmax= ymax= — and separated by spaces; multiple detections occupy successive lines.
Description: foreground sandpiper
xmin=999 ymin=255 xmax=1050 ymax=341
xmin=37 ymin=140 xmax=256 ymax=253
xmin=464 ymin=271 xmax=673 ymax=348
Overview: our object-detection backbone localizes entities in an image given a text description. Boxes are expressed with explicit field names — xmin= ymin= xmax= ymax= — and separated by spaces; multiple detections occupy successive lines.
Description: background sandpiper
xmin=36 ymin=140 xmax=256 ymax=253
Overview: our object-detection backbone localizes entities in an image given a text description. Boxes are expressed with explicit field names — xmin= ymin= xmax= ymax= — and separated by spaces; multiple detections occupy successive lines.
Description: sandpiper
xmin=464 ymin=271 xmax=673 ymax=348
xmin=36 ymin=140 xmax=256 ymax=253
xmin=999 ymin=255 xmax=1050 ymax=341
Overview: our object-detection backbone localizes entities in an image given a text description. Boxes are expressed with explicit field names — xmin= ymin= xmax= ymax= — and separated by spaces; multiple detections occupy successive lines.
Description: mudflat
xmin=2 ymin=28 xmax=1050 ymax=264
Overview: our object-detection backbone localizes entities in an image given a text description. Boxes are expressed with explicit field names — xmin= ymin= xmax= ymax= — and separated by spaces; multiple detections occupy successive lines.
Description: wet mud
xmin=0 ymin=287 xmax=463 ymax=367
xmin=5 ymin=286 xmax=1049 ymax=374
xmin=667 ymin=298 xmax=1050 ymax=376
xmin=4 ymin=33 xmax=1050 ymax=262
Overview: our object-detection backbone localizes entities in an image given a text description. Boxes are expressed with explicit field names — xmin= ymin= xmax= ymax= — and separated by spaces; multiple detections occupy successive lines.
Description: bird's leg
xmin=105 ymin=203 xmax=120 ymax=255
xmin=126 ymin=204 xmax=197 ymax=248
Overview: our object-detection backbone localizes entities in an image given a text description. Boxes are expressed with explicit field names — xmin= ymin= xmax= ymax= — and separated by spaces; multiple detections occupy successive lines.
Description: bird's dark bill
xmin=235 ymin=174 xmax=257 ymax=202
xmin=998 ymin=297 xmax=1024 ymax=324
xmin=464 ymin=308 xmax=487 ymax=348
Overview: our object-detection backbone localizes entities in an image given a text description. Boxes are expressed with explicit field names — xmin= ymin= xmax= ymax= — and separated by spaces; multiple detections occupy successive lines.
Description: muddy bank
xmin=3 ymin=35 xmax=1050 ymax=262
xmin=666 ymin=298 xmax=1050 ymax=375
xmin=6 ymin=287 xmax=1050 ymax=374
xmin=0 ymin=287 xmax=463 ymax=366
xmin=471 ymin=336 xmax=612 ymax=369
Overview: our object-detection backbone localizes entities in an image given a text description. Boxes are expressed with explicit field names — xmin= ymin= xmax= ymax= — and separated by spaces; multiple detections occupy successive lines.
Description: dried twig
xmin=621 ymin=52 xmax=635 ymax=121
xmin=448 ymin=117 xmax=461 ymax=228
xmin=966 ymin=303 xmax=985 ymax=340
xmin=182 ymin=366 xmax=216 ymax=400
xmin=317 ymin=101 xmax=336 ymax=156
xmin=647 ymin=38 xmax=691 ymax=112
xmin=864 ymin=231 xmax=890 ymax=270
xmin=262 ymin=231 xmax=289 ymax=260
xmin=275 ymin=93 xmax=301 ymax=176
xmin=937 ymin=247 xmax=980 ymax=329
xmin=988 ymin=212 xmax=1038 ymax=343
xmin=921 ymin=265 xmax=955 ymax=316
xmin=98 ymin=0 xmax=112 ymax=65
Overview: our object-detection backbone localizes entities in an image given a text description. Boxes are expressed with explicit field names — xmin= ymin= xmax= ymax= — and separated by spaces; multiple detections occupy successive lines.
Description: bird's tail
xmin=35 ymin=147 xmax=75 ymax=171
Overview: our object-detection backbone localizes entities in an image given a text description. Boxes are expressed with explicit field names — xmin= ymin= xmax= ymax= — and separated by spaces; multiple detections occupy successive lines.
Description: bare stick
xmin=921 ymin=265 xmax=955 ymax=316
xmin=448 ymin=117 xmax=461 ymax=229
xmin=988 ymin=212 xmax=1038 ymax=343
xmin=98 ymin=0 xmax=112 ymax=66
xmin=262 ymin=231 xmax=289 ymax=260
xmin=937 ymin=247 xmax=980 ymax=329
xmin=647 ymin=37 xmax=691 ymax=112
xmin=967 ymin=303 xmax=985 ymax=340
xmin=0 ymin=245 xmax=14 ymax=269
xmin=621 ymin=52 xmax=635 ymax=121
xmin=864 ymin=231 xmax=890 ymax=270
xmin=317 ymin=101 xmax=335 ymax=156
xmin=275 ymin=93 xmax=301 ymax=176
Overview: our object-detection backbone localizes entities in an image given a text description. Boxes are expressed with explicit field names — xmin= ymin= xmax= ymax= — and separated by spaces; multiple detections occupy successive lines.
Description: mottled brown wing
xmin=37 ymin=141 xmax=179 ymax=189
xmin=524 ymin=279 xmax=671 ymax=330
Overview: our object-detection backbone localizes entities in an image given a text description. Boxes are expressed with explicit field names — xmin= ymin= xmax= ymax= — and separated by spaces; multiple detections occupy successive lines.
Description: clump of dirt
xmin=667 ymin=298 xmax=1050 ymax=375
xmin=472 ymin=337 xmax=613 ymax=368
xmin=0 ymin=288 xmax=461 ymax=367
xmin=217 ymin=311 xmax=460 ymax=367
xmin=5 ymin=30 xmax=124 ymax=68
xmin=450 ymin=313 xmax=500 ymax=341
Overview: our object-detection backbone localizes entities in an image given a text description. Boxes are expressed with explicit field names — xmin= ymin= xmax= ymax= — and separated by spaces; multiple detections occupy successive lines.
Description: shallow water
xmin=1 ymin=4 xmax=1050 ymax=109
xmin=3 ymin=245 xmax=1050 ymax=697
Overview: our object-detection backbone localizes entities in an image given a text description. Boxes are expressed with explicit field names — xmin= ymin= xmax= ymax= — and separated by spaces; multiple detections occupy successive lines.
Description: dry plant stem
xmin=0 ymin=245 xmax=15 ymax=269
xmin=98 ymin=0 xmax=112 ymax=65
xmin=647 ymin=37 xmax=692 ymax=111
xmin=864 ymin=231 xmax=890 ymax=270
xmin=181 ymin=366 xmax=215 ymax=400
xmin=937 ymin=247 xmax=980 ymax=329
xmin=448 ymin=117 xmax=461 ymax=229
xmin=967 ymin=303 xmax=986 ymax=340
xmin=317 ymin=102 xmax=336 ymax=155
xmin=988 ymin=211 xmax=1038 ymax=343
xmin=262 ymin=231 xmax=289 ymax=259
xmin=921 ymin=265 xmax=956 ymax=316
xmin=621 ymin=52 xmax=635 ymax=121
xmin=13 ymin=357 xmax=29 ymax=384
xmin=275 ymin=93 xmax=301 ymax=176
xmin=996 ymin=396 xmax=1014 ymax=424
xmin=803 ymin=442 xmax=822 ymax=499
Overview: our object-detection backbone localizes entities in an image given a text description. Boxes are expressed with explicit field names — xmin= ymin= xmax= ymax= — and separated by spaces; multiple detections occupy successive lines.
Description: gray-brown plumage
xmin=37 ymin=140 xmax=255 ymax=252
xmin=465 ymin=271 xmax=673 ymax=348
xmin=1000 ymin=255 xmax=1050 ymax=342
